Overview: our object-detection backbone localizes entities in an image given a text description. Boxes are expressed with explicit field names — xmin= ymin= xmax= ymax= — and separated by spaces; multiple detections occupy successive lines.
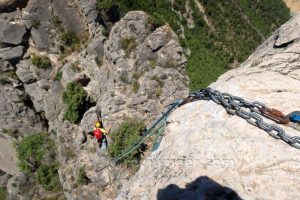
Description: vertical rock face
xmin=21 ymin=0 xmax=88 ymax=51
xmin=83 ymin=11 xmax=189 ymax=128
xmin=0 ymin=85 xmax=44 ymax=134
xmin=53 ymin=11 xmax=189 ymax=199
xmin=52 ymin=0 xmax=88 ymax=36
xmin=0 ymin=8 xmax=189 ymax=199
xmin=117 ymin=13 xmax=300 ymax=200
xmin=0 ymin=20 xmax=26 ymax=45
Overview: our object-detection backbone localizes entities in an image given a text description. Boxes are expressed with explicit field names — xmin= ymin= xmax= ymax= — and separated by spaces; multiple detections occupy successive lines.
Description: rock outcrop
xmin=52 ymin=11 xmax=189 ymax=199
xmin=0 ymin=6 xmax=189 ymax=198
xmin=84 ymin=11 xmax=189 ymax=128
xmin=0 ymin=20 xmax=26 ymax=45
xmin=117 ymin=13 xmax=300 ymax=200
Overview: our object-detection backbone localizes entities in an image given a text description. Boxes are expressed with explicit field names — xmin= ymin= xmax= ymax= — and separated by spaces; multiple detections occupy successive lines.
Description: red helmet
xmin=94 ymin=129 xmax=102 ymax=140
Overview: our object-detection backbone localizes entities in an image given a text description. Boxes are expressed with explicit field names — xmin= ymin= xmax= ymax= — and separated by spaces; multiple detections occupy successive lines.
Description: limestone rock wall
xmin=0 ymin=1 xmax=189 ymax=198
xmin=117 ymin=12 xmax=300 ymax=200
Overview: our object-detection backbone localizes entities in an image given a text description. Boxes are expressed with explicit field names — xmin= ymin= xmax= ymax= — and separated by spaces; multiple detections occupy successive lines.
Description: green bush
xmin=132 ymin=80 xmax=139 ymax=93
xmin=150 ymin=75 xmax=164 ymax=87
xmin=16 ymin=133 xmax=62 ymax=192
xmin=0 ymin=71 xmax=18 ymax=85
xmin=36 ymin=163 xmax=61 ymax=192
xmin=31 ymin=54 xmax=52 ymax=69
xmin=54 ymin=71 xmax=62 ymax=81
xmin=60 ymin=32 xmax=79 ymax=47
xmin=96 ymin=0 xmax=114 ymax=10
xmin=2 ymin=128 xmax=19 ymax=139
xmin=119 ymin=72 xmax=130 ymax=84
xmin=77 ymin=166 xmax=90 ymax=185
xmin=149 ymin=60 xmax=157 ymax=69
xmin=16 ymin=132 xmax=56 ymax=173
xmin=108 ymin=118 xmax=146 ymax=169
xmin=173 ymin=0 xmax=186 ymax=13
xmin=62 ymin=82 xmax=87 ymax=123
xmin=121 ymin=37 xmax=137 ymax=57
xmin=0 ymin=187 xmax=6 ymax=200
xmin=51 ymin=15 xmax=63 ymax=31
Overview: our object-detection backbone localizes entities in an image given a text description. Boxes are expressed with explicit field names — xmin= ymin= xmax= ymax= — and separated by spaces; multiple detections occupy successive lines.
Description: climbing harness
xmin=186 ymin=88 xmax=300 ymax=149
xmin=97 ymin=88 xmax=300 ymax=172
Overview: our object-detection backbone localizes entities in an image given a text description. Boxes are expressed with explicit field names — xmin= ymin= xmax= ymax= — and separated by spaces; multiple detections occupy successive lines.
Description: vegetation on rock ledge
xmin=62 ymin=82 xmax=87 ymax=124
xmin=77 ymin=166 xmax=91 ymax=185
xmin=31 ymin=54 xmax=52 ymax=69
xmin=108 ymin=118 xmax=146 ymax=170
xmin=16 ymin=133 xmax=62 ymax=192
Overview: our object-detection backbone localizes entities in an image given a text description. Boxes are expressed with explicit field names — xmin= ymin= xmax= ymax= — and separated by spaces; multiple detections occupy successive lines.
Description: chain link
xmin=188 ymin=88 xmax=300 ymax=149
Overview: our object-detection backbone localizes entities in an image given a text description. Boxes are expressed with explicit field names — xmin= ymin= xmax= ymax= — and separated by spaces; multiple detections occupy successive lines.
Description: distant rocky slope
xmin=117 ymin=13 xmax=300 ymax=200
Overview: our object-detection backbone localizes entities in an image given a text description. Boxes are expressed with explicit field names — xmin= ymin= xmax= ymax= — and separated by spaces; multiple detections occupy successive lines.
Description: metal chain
xmin=186 ymin=88 xmax=300 ymax=149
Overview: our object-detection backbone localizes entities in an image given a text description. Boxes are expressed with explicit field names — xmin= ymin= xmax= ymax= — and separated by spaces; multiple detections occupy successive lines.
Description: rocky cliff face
xmin=0 ymin=0 xmax=295 ymax=199
xmin=117 ymin=13 xmax=300 ymax=200
xmin=0 ymin=0 xmax=188 ymax=198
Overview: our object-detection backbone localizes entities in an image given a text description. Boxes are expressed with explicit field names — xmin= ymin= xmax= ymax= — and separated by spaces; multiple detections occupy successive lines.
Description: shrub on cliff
xmin=0 ymin=187 xmax=6 ymax=200
xmin=31 ymin=54 xmax=52 ymax=69
xmin=77 ymin=166 xmax=90 ymax=185
xmin=108 ymin=118 xmax=146 ymax=169
xmin=16 ymin=133 xmax=62 ymax=192
xmin=16 ymin=132 xmax=56 ymax=173
xmin=36 ymin=163 xmax=61 ymax=192
xmin=60 ymin=32 xmax=79 ymax=47
xmin=62 ymin=82 xmax=87 ymax=123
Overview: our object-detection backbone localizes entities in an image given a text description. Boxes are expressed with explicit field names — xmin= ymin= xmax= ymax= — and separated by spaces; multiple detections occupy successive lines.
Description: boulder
xmin=0 ymin=60 xmax=14 ymax=72
xmin=275 ymin=13 xmax=300 ymax=47
xmin=24 ymin=80 xmax=48 ymax=113
xmin=43 ymin=81 xmax=64 ymax=120
xmin=74 ymin=128 xmax=86 ymax=150
xmin=23 ymin=0 xmax=52 ymax=22
xmin=86 ymin=34 xmax=105 ymax=56
xmin=61 ymin=63 xmax=78 ymax=87
xmin=0 ymin=133 xmax=19 ymax=175
xmin=104 ymin=11 xmax=149 ymax=64
xmin=117 ymin=13 xmax=300 ymax=200
xmin=30 ymin=23 xmax=53 ymax=50
xmin=77 ymin=0 xmax=98 ymax=23
xmin=80 ymin=106 xmax=101 ymax=134
xmin=157 ymin=39 xmax=187 ymax=68
xmin=6 ymin=173 xmax=27 ymax=199
xmin=22 ymin=0 xmax=54 ymax=50
xmin=16 ymin=60 xmax=36 ymax=83
xmin=52 ymin=0 xmax=87 ymax=36
xmin=0 ymin=20 xmax=26 ymax=45
xmin=0 ymin=172 xmax=11 ymax=187
xmin=0 ymin=9 xmax=21 ymax=20
xmin=0 ymin=46 xmax=24 ymax=61
xmin=0 ymin=85 xmax=44 ymax=136
xmin=144 ymin=26 xmax=178 ymax=52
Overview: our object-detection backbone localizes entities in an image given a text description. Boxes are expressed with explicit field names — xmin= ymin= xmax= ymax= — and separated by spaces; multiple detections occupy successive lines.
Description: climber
xmin=93 ymin=120 xmax=108 ymax=149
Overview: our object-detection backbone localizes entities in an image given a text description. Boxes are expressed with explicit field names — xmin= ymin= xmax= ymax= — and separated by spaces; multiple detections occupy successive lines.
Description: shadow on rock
xmin=157 ymin=176 xmax=243 ymax=200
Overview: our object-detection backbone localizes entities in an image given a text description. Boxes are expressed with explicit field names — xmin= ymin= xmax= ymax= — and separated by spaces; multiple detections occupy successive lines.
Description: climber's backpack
xmin=94 ymin=128 xmax=102 ymax=140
